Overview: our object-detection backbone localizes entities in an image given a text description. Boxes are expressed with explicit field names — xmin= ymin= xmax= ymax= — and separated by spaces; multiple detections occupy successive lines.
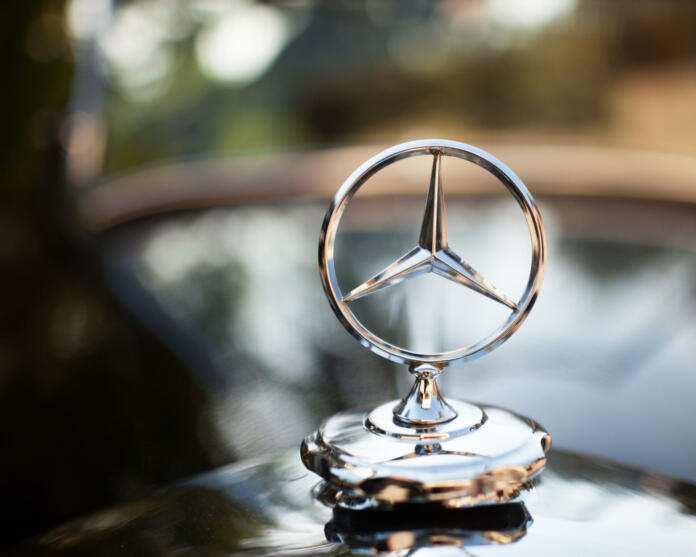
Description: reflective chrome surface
xmin=392 ymin=365 xmax=458 ymax=425
xmin=306 ymin=141 xmax=550 ymax=505
xmin=15 ymin=449 xmax=696 ymax=556
xmin=319 ymin=139 xmax=546 ymax=366
xmin=302 ymin=403 xmax=549 ymax=507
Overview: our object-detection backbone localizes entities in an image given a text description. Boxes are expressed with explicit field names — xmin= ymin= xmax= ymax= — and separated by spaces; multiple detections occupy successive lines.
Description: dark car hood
xmin=9 ymin=448 xmax=696 ymax=556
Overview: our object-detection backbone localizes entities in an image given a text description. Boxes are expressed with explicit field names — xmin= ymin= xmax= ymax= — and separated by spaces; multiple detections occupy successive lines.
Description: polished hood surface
xmin=11 ymin=449 xmax=696 ymax=556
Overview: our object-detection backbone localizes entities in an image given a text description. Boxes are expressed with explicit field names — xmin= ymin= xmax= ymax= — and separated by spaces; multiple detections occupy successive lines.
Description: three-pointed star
xmin=342 ymin=152 xmax=518 ymax=311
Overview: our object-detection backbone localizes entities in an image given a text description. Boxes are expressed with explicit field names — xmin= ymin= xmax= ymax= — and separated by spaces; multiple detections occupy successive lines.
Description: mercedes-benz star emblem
xmin=303 ymin=139 xmax=551 ymax=509
xmin=320 ymin=139 xmax=545 ymax=366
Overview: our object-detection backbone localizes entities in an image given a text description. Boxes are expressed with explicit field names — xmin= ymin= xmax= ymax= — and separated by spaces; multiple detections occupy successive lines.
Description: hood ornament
xmin=302 ymin=139 xmax=550 ymax=509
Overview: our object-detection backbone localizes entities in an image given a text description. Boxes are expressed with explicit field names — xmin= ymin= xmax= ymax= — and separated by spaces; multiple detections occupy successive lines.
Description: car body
xmin=3 ymin=1 xmax=695 ymax=554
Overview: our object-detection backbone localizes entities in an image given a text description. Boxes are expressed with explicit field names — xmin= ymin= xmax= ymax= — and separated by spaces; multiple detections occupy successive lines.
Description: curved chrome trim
xmin=318 ymin=139 xmax=546 ymax=367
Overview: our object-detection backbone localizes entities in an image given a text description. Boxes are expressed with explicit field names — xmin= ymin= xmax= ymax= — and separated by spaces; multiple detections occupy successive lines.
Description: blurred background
xmin=2 ymin=0 xmax=695 ymax=547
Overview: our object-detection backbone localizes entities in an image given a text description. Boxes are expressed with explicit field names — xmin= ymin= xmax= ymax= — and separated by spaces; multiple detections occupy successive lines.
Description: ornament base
xmin=301 ymin=399 xmax=550 ymax=509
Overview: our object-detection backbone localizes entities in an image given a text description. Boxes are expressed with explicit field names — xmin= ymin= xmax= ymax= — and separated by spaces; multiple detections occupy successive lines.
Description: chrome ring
xmin=319 ymin=139 xmax=546 ymax=367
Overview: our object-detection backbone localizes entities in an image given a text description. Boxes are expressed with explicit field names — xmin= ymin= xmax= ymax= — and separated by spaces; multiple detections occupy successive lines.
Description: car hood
xmin=9 ymin=448 xmax=696 ymax=556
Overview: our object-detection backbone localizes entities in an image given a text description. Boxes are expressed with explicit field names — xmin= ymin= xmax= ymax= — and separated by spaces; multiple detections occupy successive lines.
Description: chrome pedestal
xmin=302 ymin=372 xmax=550 ymax=509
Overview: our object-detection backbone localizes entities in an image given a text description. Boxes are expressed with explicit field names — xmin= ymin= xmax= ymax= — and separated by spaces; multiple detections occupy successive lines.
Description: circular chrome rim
xmin=319 ymin=139 xmax=546 ymax=367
